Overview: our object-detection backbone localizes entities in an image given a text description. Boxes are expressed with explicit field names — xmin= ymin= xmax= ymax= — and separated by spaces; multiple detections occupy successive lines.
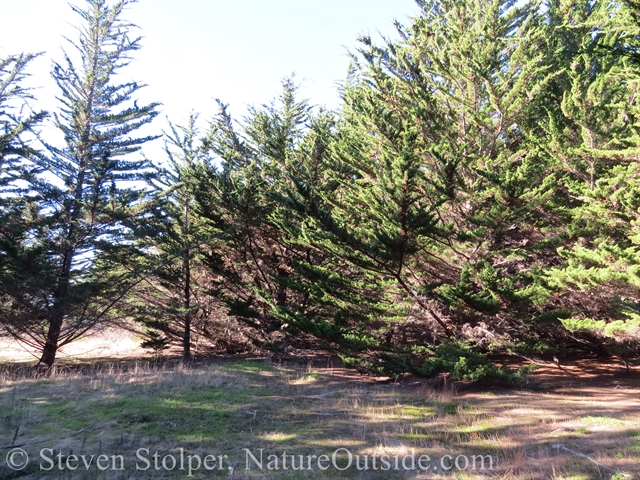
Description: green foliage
xmin=0 ymin=53 xmax=47 ymax=183
xmin=535 ymin=0 xmax=640 ymax=352
xmin=189 ymin=0 xmax=640 ymax=371
xmin=123 ymin=113 xmax=218 ymax=361
xmin=342 ymin=340 xmax=534 ymax=384
xmin=506 ymin=339 xmax=558 ymax=355
xmin=0 ymin=0 xmax=160 ymax=366
xmin=140 ymin=330 xmax=171 ymax=356
xmin=193 ymin=80 xmax=399 ymax=353
xmin=0 ymin=53 xmax=47 ymax=338
xmin=416 ymin=341 xmax=533 ymax=383
xmin=326 ymin=0 xmax=569 ymax=347
xmin=4 ymin=0 xmax=640 ymax=374
xmin=561 ymin=318 xmax=607 ymax=333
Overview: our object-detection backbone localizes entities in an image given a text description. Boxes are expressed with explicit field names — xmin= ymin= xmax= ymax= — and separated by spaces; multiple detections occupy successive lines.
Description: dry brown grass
xmin=0 ymin=351 xmax=638 ymax=479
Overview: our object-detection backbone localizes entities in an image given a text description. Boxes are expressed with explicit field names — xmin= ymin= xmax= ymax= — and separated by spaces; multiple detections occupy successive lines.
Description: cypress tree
xmin=194 ymin=86 xmax=309 ymax=347
xmin=127 ymin=114 xmax=216 ymax=361
xmin=0 ymin=53 xmax=47 ymax=186
xmin=539 ymin=0 xmax=640 ymax=354
xmin=321 ymin=0 xmax=557 ymax=342
xmin=0 ymin=0 xmax=160 ymax=366
xmin=0 ymin=53 xmax=47 ymax=338
xmin=194 ymin=82 xmax=377 ymax=352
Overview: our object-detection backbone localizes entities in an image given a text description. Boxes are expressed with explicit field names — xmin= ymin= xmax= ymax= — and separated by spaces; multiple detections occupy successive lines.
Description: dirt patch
xmin=0 ymin=329 xmax=146 ymax=364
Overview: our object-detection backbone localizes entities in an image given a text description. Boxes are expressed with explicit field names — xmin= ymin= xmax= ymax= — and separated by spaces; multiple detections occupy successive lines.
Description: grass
xmin=579 ymin=416 xmax=625 ymax=428
xmin=0 ymin=358 xmax=638 ymax=479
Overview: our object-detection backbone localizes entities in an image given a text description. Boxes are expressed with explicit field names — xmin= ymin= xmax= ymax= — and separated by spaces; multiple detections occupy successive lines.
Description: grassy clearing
xmin=0 ymin=358 xmax=638 ymax=479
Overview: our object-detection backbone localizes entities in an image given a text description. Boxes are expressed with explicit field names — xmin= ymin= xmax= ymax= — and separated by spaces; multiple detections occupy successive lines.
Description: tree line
xmin=1 ymin=0 xmax=639 ymax=378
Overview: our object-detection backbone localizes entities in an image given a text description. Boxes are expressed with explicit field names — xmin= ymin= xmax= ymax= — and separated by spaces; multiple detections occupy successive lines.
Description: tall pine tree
xmin=125 ymin=114 xmax=217 ymax=361
xmin=538 ymin=0 xmax=640 ymax=355
xmin=0 ymin=0 xmax=159 ymax=366
xmin=0 ymin=53 xmax=47 ymax=339
xmin=318 ymin=0 xmax=557 ymax=345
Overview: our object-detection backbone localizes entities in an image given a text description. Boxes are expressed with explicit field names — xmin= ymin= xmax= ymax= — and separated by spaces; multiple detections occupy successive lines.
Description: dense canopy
xmin=1 ymin=0 xmax=639 ymax=376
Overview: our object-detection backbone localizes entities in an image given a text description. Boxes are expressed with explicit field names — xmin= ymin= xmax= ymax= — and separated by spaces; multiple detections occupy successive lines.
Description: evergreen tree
xmin=195 ymin=0 xmax=636 ymax=374
xmin=194 ymin=87 xmax=310 ymax=348
xmin=0 ymin=53 xmax=46 ymax=187
xmin=1 ymin=0 xmax=631 ymax=373
xmin=195 ymin=83 xmax=374 ymax=352
xmin=190 ymin=0 xmax=639 ymax=374
xmin=126 ymin=114 xmax=216 ymax=361
xmin=0 ymin=53 xmax=47 ymax=338
xmin=325 ymin=0 xmax=640 ymax=371
xmin=318 ymin=0 xmax=557 ymax=347
xmin=0 ymin=0 xmax=159 ymax=366
xmin=538 ymin=0 xmax=640 ymax=354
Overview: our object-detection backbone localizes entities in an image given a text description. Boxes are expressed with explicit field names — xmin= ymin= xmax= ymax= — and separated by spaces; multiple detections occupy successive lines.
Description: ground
xmin=0 ymin=335 xmax=638 ymax=479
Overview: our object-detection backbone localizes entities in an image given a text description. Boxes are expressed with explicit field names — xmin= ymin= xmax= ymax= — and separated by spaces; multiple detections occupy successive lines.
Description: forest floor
xmin=0 ymin=343 xmax=638 ymax=479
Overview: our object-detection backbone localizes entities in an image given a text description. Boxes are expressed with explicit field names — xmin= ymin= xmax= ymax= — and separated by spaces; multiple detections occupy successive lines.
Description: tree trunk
xmin=183 ymin=316 xmax=191 ymax=361
xmin=182 ymin=202 xmax=192 ymax=362
xmin=39 ymin=317 xmax=62 ymax=367
xmin=38 ymin=251 xmax=74 ymax=366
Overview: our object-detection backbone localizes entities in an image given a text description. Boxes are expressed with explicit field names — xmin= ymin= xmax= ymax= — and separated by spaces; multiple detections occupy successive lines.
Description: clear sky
xmin=0 ymin=0 xmax=420 ymax=130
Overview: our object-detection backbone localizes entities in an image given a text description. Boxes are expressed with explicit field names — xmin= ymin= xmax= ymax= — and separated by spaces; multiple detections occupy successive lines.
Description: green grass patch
xmin=219 ymin=359 xmax=279 ymax=373
xmin=580 ymin=415 xmax=625 ymax=427
xmin=439 ymin=401 xmax=463 ymax=415
xmin=0 ymin=358 xmax=638 ymax=479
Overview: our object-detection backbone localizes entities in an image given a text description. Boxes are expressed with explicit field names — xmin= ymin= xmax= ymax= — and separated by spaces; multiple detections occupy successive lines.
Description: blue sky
xmin=0 ymin=0 xmax=420 ymax=126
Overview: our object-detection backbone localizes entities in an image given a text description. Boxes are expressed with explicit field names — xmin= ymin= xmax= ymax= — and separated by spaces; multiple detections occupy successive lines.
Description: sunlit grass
xmin=0 ymin=359 xmax=638 ymax=479
xmin=579 ymin=415 xmax=625 ymax=428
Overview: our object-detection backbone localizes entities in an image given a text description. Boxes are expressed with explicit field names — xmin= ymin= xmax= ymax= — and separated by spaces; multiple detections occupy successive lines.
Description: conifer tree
xmin=317 ymin=0 xmax=557 ymax=347
xmin=194 ymin=86 xmax=309 ymax=346
xmin=538 ymin=0 xmax=640 ymax=351
xmin=0 ymin=0 xmax=159 ymax=366
xmin=126 ymin=114 xmax=216 ymax=361
xmin=190 ymin=0 xmax=639 ymax=373
xmin=0 ymin=53 xmax=46 ymax=186
xmin=0 ymin=53 xmax=47 ymax=338
xmin=195 ymin=83 xmax=377 ymax=352
xmin=324 ymin=0 xmax=640 ymax=370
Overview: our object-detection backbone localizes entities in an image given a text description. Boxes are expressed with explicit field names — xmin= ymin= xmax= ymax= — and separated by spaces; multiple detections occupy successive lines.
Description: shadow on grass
xmin=0 ymin=356 xmax=638 ymax=479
